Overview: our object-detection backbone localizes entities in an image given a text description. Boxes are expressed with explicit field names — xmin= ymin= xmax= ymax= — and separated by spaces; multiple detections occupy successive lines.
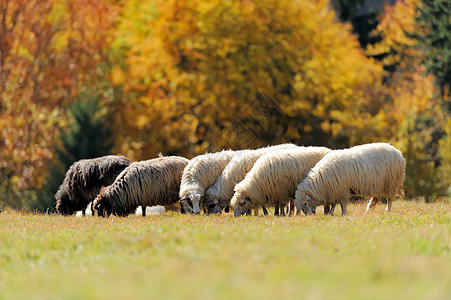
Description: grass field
xmin=0 ymin=200 xmax=449 ymax=300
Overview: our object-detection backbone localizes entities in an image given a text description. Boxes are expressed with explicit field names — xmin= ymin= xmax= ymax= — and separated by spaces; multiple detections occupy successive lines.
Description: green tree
xmin=35 ymin=96 xmax=114 ymax=212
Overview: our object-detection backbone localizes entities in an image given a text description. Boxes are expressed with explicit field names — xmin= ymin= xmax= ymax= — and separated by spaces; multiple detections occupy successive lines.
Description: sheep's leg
xmin=262 ymin=206 xmax=268 ymax=215
xmin=280 ymin=204 xmax=286 ymax=217
xmin=385 ymin=198 xmax=392 ymax=213
xmin=324 ymin=205 xmax=330 ymax=215
xmin=366 ymin=199 xmax=372 ymax=212
xmin=341 ymin=203 xmax=347 ymax=215
xmin=274 ymin=204 xmax=279 ymax=216
xmin=292 ymin=200 xmax=297 ymax=216
xmin=224 ymin=205 xmax=230 ymax=213
xmin=82 ymin=209 xmax=86 ymax=217
xmin=288 ymin=199 xmax=295 ymax=217
xmin=329 ymin=204 xmax=336 ymax=216
xmin=142 ymin=206 xmax=146 ymax=217
xmin=366 ymin=197 xmax=380 ymax=212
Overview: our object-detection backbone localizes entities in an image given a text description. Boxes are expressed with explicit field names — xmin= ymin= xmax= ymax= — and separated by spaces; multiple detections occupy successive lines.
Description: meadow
xmin=0 ymin=200 xmax=449 ymax=300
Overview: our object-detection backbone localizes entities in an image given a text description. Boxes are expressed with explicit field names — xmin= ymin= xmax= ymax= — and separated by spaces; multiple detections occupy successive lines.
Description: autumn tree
xmin=367 ymin=0 xmax=449 ymax=200
xmin=0 ymin=0 xmax=118 ymax=208
xmin=109 ymin=0 xmax=383 ymax=160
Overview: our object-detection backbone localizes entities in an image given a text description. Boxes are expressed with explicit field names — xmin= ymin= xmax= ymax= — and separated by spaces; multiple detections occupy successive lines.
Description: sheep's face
xmin=297 ymin=192 xmax=317 ymax=215
xmin=55 ymin=194 xmax=74 ymax=215
xmin=232 ymin=196 xmax=251 ymax=217
xmin=93 ymin=195 xmax=111 ymax=218
xmin=179 ymin=196 xmax=193 ymax=213
xmin=179 ymin=193 xmax=202 ymax=214
xmin=301 ymin=194 xmax=318 ymax=215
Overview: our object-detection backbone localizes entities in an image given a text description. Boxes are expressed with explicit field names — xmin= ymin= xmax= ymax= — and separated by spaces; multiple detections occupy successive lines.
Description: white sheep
xmin=205 ymin=143 xmax=299 ymax=214
xmin=231 ymin=147 xmax=331 ymax=217
xmin=294 ymin=143 xmax=405 ymax=215
xmin=179 ymin=150 xmax=240 ymax=214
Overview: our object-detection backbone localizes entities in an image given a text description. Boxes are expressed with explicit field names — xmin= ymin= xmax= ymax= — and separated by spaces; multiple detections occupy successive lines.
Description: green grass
xmin=0 ymin=201 xmax=449 ymax=300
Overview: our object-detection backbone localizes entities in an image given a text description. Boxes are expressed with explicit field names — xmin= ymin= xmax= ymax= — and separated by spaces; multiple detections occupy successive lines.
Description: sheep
xmin=231 ymin=147 xmax=332 ymax=217
xmin=93 ymin=156 xmax=189 ymax=217
xmin=55 ymin=155 xmax=132 ymax=215
xmin=294 ymin=143 xmax=405 ymax=216
xmin=179 ymin=150 xmax=240 ymax=214
xmin=204 ymin=143 xmax=299 ymax=214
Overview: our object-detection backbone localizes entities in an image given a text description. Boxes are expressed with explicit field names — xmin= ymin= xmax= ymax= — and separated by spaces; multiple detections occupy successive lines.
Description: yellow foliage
xmin=366 ymin=0 xmax=422 ymax=67
xmin=109 ymin=0 xmax=384 ymax=156
xmin=111 ymin=65 xmax=126 ymax=85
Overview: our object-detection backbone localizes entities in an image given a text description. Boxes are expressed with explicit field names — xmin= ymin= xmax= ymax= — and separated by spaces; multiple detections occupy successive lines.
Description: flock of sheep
xmin=55 ymin=142 xmax=406 ymax=217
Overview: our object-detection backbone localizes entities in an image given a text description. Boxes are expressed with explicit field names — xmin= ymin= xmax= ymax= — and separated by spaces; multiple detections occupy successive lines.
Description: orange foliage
xmin=366 ymin=0 xmax=421 ymax=66
xmin=1 ymin=0 xmax=448 ymax=206
xmin=0 ymin=0 xmax=117 ymax=205
xmin=365 ymin=0 xmax=448 ymax=199
xmin=110 ymin=0 xmax=383 ymax=159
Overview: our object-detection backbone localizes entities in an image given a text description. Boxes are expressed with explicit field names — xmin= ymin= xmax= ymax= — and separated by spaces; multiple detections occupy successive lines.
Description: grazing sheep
xmin=294 ymin=143 xmax=405 ymax=216
xmin=55 ymin=155 xmax=132 ymax=215
xmin=205 ymin=144 xmax=299 ymax=214
xmin=179 ymin=150 xmax=240 ymax=214
xmin=93 ymin=156 xmax=189 ymax=217
xmin=231 ymin=147 xmax=331 ymax=217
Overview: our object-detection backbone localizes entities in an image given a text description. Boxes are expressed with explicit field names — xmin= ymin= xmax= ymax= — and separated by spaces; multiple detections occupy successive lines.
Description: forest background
xmin=0 ymin=0 xmax=449 ymax=211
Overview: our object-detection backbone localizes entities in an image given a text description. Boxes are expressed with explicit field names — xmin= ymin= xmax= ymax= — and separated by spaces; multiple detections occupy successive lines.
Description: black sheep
xmin=55 ymin=155 xmax=132 ymax=215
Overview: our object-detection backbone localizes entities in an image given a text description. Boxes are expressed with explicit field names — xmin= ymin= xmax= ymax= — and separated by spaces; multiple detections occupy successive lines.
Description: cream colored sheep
xmin=179 ymin=150 xmax=240 ymax=214
xmin=294 ymin=143 xmax=405 ymax=215
xmin=231 ymin=147 xmax=331 ymax=217
xmin=205 ymin=144 xmax=299 ymax=214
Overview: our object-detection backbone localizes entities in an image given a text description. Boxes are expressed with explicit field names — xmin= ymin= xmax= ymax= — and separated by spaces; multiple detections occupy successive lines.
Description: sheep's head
xmin=205 ymin=198 xmax=224 ymax=214
xmin=55 ymin=193 xmax=74 ymax=215
xmin=92 ymin=190 xmax=111 ymax=218
xmin=179 ymin=192 xmax=202 ymax=214
xmin=297 ymin=191 xmax=318 ymax=215
xmin=204 ymin=190 xmax=224 ymax=214
xmin=231 ymin=193 xmax=251 ymax=217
